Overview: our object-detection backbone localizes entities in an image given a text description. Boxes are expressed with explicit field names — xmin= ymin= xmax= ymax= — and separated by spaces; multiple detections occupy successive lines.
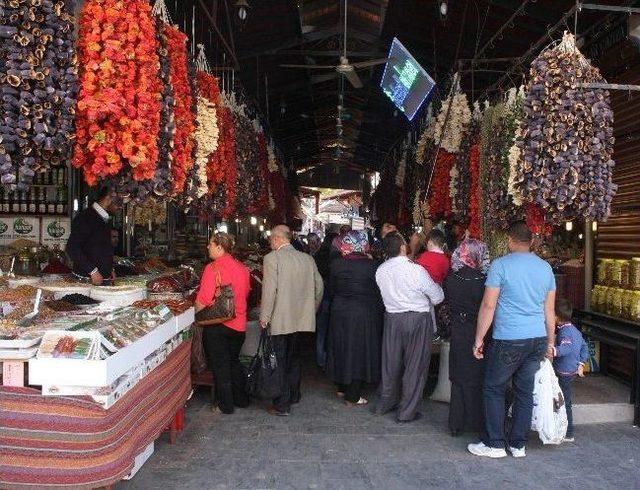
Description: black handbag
xmin=246 ymin=327 xmax=283 ymax=400
xmin=195 ymin=269 xmax=236 ymax=326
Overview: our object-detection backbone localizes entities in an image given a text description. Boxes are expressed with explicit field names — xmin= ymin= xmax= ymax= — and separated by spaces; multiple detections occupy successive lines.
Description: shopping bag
xmin=531 ymin=359 xmax=568 ymax=444
xmin=190 ymin=325 xmax=208 ymax=374
xmin=246 ymin=327 xmax=282 ymax=400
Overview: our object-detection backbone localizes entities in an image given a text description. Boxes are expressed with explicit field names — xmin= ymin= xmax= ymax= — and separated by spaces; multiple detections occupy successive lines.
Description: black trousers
xmin=203 ymin=325 xmax=249 ymax=414
xmin=272 ymin=333 xmax=302 ymax=412
xmin=558 ymin=375 xmax=575 ymax=437
xmin=337 ymin=380 xmax=364 ymax=403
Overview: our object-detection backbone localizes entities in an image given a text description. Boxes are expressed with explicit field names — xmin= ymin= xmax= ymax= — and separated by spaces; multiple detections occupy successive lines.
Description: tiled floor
xmin=120 ymin=358 xmax=640 ymax=489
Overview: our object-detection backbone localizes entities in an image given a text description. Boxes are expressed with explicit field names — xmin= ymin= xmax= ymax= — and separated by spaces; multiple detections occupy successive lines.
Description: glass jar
xmin=630 ymin=258 xmax=640 ymax=290
xmin=631 ymin=292 xmax=640 ymax=322
xmin=620 ymin=260 xmax=630 ymax=290
xmin=622 ymin=289 xmax=634 ymax=320
xmin=602 ymin=259 xmax=615 ymax=286
xmin=612 ymin=288 xmax=624 ymax=318
xmin=591 ymin=286 xmax=601 ymax=312
xmin=610 ymin=260 xmax=622 ymax=287
xmin=597 ymin=259 xmax=607 ymax=285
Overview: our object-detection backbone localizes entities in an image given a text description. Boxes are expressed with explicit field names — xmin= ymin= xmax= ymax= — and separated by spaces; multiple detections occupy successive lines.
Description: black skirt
xmin=326 ymin=295 xmax=383 ymax=385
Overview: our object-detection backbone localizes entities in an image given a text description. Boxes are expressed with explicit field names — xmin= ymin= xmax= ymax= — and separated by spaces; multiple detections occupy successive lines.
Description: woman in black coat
xmin=326 ymin=231 xmax=383 ymax=406
xmin=443 ymin=238 xmax=490 ymax=436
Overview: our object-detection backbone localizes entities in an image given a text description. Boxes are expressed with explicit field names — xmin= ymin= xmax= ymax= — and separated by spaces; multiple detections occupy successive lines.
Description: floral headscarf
xmin=451 ymin=238 xmax=490 ymax=273
xmin=338 ymin=230 xmax=369 ymax=257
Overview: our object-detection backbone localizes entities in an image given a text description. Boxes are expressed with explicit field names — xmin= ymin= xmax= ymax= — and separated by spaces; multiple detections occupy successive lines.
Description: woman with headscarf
xmin=326 ymin=230 xmax=384 ymax=406
xmin=443 ymin=238 xmax=490 ymax=436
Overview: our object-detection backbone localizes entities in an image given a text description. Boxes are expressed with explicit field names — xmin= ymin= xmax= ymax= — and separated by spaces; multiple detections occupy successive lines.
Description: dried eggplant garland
xmin=514 ymin=32 xmax=616 ymax=224
xmin=0 ymin=0 xmax=78 ymax=189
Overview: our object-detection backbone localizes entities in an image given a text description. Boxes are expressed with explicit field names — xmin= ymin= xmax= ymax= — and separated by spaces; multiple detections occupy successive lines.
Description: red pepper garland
xmin=468 ymin=143 xmax=481 ymax=238
xmin=73 ymin=0 xmax=162 ymax=186
xmin=218 ymin=106 xmax=237 ymax=218
xmin=251 ymin=133 xmax=270 ymax=213
xmin=526 ymin=203 xmax=552 ymax=236
xmin=428 ymin=150 xmax=455 ymax=218
xmin=164 ymin=24 xmax=195 ymax=195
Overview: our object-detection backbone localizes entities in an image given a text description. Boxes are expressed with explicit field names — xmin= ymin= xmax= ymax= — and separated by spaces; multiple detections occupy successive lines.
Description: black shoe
xmin=397 ymin=412 xmax=422 ymax=424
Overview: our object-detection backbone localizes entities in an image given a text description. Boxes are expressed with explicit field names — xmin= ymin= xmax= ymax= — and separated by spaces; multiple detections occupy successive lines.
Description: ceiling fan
xmin=279 ymin=0 xmax=389 ymax=89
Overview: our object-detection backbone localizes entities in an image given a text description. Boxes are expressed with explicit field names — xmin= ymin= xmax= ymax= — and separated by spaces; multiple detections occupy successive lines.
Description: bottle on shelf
xmin=19 ymin=191 xmax=27 ymax=213
xmin=47 ymin=189 xmax=55 ymax=214
xmin=55 ymin=188 xmax=64 ymax=215
xmin=28 ymin=190 xmax=36 ymax=214
xmin=38 ymin=188 xmax=46 ymax=214
xmin=60 ymin=187 xmax=68 ymax=215
xmin=11 ymin=191 xmax=20 ymax=214
xmin=4 ymin=190 xmax=11 ymax=214
xmin=0 ymin=189 xmax=4 ymax=214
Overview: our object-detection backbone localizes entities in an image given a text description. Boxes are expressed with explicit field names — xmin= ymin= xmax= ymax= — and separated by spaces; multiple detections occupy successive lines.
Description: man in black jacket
xmin=66 ymin=187 xmax=117 ymax=285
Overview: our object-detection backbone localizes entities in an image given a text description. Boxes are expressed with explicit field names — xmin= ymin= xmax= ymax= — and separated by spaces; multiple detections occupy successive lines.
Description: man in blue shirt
xmin=468 ymin=221 xmax=556 ymax=459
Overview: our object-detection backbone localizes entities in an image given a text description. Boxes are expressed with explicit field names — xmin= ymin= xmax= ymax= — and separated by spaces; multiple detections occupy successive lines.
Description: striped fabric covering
xmin=1 ymin=341 xmax=191 ymax=489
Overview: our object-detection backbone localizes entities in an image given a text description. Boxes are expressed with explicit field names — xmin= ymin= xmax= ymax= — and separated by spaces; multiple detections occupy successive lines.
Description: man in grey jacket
xmin=260 ymin=225 xmax=324 ymax=416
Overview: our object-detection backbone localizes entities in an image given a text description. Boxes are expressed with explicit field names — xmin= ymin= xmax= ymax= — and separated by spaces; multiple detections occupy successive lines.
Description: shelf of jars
xmin=591 ymin=258 xmax=640 ymax=323
xmin=0 ymin=167 xmax=69 ymax=217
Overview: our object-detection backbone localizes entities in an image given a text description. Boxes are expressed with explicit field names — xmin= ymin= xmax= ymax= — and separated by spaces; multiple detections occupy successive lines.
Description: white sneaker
xmin=467 ymin=442 xmax=507 ymax=459
xmin=509 ymin=446 xmax=526 ymax=458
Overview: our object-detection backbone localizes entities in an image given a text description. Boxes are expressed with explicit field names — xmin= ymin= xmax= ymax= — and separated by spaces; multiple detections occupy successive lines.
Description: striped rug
xmin=1 ymin=341 xmax=191 ymax=489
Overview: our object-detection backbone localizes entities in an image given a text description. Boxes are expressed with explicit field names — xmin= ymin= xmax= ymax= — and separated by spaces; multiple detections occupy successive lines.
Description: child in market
xmin=415 ymin=229 xmax=450 ymax=284
xmin=553 ymin=297 xmax=589 ymax=442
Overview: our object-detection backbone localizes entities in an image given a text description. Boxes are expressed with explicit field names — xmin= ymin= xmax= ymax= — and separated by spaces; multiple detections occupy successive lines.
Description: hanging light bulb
xmin=235 ymin=0 xmax=250 ymax=21
xmin=439 ymin=1 xmax=448 ymax=21
xmin=250 ymin=216 xmax=258 ymax=226
xmin=592 ymin=221 xmax=598 ymax=232
xmin=565 ymin=221 xmax=573 ymax=232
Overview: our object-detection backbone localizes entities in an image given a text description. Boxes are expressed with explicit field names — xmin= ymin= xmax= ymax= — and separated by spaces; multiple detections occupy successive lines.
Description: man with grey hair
xmin=260 ymin=224 xmax=324 ymax=416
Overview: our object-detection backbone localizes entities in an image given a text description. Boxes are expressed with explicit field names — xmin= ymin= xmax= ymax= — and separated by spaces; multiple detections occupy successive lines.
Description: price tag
xmin=2 ymin=361 xmax=25 ymax=387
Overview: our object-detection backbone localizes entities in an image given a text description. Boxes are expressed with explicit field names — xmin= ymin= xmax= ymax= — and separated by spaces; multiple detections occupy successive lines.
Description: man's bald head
xmin=271 ymin=224 xmax=291 ymax=241
xmin=269 ymin=224 xmax=292 ymax=250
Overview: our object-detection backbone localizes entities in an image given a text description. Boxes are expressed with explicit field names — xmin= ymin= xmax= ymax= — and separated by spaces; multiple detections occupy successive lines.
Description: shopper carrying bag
xmin=246 ymin=326 xmax=283 ymax=400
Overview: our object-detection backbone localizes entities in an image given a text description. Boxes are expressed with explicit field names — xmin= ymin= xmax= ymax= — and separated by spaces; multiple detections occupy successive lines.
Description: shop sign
xmin=42 ymin=217 xmax=71 ymax=247
xmin=0 ymin=217 xmax=40 ymax=244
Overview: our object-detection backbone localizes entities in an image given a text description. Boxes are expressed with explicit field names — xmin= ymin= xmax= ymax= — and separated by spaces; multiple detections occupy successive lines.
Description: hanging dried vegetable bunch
xmin=215 ymin=95 xmax=237 ymax=217
xmin=506 ymin=86 xmax=526 ymax=206
xmin=479 ymin=102 xmax=522 ymax=236
xmin=134 ymin=199 xmax=167 ymax=226
xmin=74 ymin=0 xmax=162 ymax=186
xmin=0 ymin=0 xmax=78 ymax=188
xmin=427 ymin=150 xmax=455 ymax=218
xmin=233 ymin=111 xmax=259 ymax=215
xmin=190 ymin=95 xmax=217 ymax=199
xmin=253 ymin=132 xmax=270 ymax=212
xmin=467 ymin=143 xmax=481 ymax=238
xmin=450 ymin=115 xmax=479 ymax=220
xmin=106 ymin=15 xmax=175 ymax=204
xmin=432 ymin=82 xmax=472 ymax=154
xmin=163 ymin=23 xmax=196 ymax=195
xmin=514 ymin=31 xmax=616 ymax=223
xmin=395 ymin=147 xmax=407 ymax=188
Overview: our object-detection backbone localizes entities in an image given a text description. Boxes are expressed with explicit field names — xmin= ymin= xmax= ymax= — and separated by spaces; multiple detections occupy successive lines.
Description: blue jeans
xmin=558 ymin=375 xmax=575 ymax=438
xmin=483 ymin=337 xmax=547 ymax=449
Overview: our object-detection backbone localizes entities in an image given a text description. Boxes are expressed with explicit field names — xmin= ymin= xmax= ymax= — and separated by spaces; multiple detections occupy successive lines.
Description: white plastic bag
xmin=531 ymin=359 xmax=568 ymax=445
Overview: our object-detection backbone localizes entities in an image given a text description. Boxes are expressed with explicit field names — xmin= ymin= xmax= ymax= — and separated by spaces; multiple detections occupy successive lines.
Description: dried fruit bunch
xmin=0 ymin=0 xmax=78 ymax=189
xmin=267 ymin=140 xmax=278 ymax=173
xmin=188 ymin=95 xmax=217 ymax=200
xmin=252 ymin=132 xmax=270 ymax=212
xmin=450 ymin=116 xmax=480 ymax=221
xmin=514 ymin=31 xmax=617 ymax=223
xmin=432 ymin=89 xmax=472 ymax=154
xmin=427 ymin=150 xmax=455 ymax=218
xmin=74 ymin=0 xmax=162 ymax=186
xmin=506 ymin=86 xmax=526 ymax=207
xmin=164 ymin=23 xmax=195 ymax=195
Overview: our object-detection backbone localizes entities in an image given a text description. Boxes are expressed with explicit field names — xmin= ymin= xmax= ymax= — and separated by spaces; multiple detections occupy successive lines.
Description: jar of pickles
xmin=619 ymin=260 xmax=630 ymax=289
xmin=629 ymin=291 xmax=640 ymax=322
xmin=622 ymin=289 xmax=634 ymax=319
xmin=597 ymin=259 xmax=608 ymax=285
xmin=601 ymin=259 xmax=615 ymax=286
xmin=610 ymin=260 xmax=622 ymax=287
xmin=591 ymin=286 xmax=602 ymax=312
xmin=630 ymin=258 xmax=640 ymax=290
xmin=611 ymin=288 xmax=624 ymax=317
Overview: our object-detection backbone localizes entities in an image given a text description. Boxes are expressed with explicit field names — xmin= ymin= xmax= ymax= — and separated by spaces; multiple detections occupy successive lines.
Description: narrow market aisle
xmin=120 ymin=351 xmax=640 ymax=490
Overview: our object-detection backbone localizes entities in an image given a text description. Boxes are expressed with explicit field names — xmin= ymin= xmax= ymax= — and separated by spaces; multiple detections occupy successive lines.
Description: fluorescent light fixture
xmin=73 ymin=199 xmax=79 ymax=212
xmin=592 ymin=221 xmax=598 ymax=232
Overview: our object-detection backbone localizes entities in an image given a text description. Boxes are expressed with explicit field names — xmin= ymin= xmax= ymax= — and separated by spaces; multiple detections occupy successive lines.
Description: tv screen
xmin=380 ymin=38 xmax=435 ymax=121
